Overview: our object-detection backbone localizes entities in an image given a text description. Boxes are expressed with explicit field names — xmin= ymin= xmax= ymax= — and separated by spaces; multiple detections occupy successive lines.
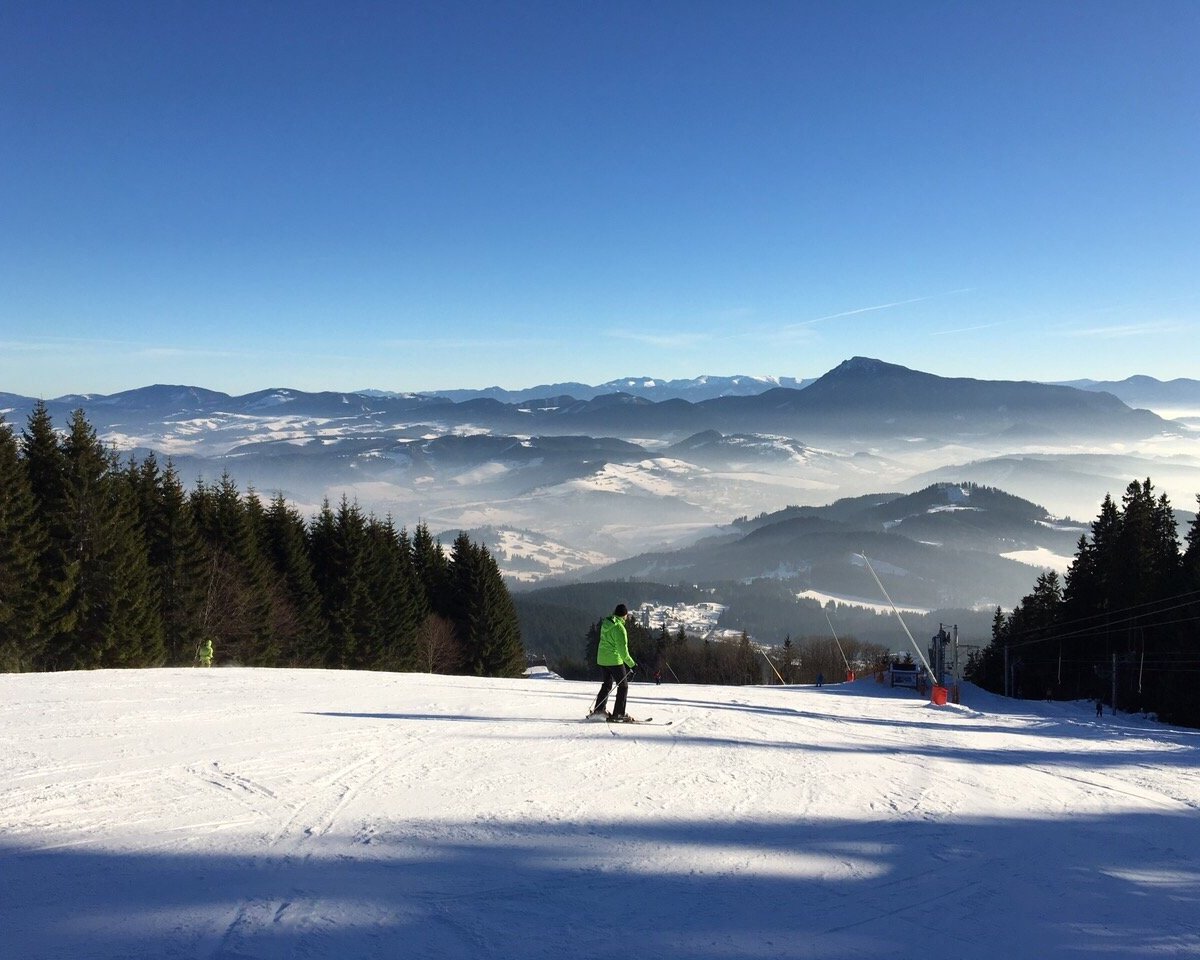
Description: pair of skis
xmin=584 ymin=713 xmax=672 ymax=726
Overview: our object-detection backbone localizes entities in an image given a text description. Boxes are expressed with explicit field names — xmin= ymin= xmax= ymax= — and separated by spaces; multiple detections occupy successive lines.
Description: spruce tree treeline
xmin=967 ymin=478 xmax=1200 ymax=727
xmin=0 ymin=406 xmax=524 ymax=677
xmin=569 ymin=620 xmax=769 ymax=685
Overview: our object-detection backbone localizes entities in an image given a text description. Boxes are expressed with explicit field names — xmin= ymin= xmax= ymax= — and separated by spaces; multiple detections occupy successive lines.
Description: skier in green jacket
xmin=589 ymin=604 xmax=637 ymax=721
xmin=197 ymin=638 xmax=213 ymax=667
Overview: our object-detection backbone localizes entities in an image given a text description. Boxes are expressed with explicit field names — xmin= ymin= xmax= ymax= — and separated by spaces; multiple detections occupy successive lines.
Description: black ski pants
xmin=593 ymin=664 xmax=631 ymax=716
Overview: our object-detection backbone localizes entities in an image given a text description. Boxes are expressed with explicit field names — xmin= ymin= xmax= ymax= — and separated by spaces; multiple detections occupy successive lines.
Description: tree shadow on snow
xmin=3 ymin=808 xmax=1198 ymax=960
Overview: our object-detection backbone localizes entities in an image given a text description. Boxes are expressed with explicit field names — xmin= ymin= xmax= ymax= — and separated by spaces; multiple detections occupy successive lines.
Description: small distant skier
xmin=815 ymin=672 xmax=824 ymax=688
xmin=197 ymin=638 xmax=213 ymax=667
xmin=1095 ymin=699 xmax=1103 ymax=718
xmin=589 ymin=604 xmax=637 ymax=722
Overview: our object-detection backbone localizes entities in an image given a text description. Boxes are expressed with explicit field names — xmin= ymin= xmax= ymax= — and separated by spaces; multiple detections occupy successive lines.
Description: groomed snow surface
xmin=2 ymin=669 xmax=1198 ymax=960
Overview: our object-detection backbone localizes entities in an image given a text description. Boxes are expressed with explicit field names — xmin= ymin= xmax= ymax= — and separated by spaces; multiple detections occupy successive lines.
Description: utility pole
xmin=952 ymin=624 xmax=960 ymax=704
xmin=1111 ymin=651 xmax=1117 ymax=716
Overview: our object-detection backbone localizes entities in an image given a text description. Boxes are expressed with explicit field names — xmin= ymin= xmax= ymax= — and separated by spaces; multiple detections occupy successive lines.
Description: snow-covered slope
xmin=446 ymin=526 xmax=615 ymax=583
xmin=2 ymin=669 xmax=1197 ymax=959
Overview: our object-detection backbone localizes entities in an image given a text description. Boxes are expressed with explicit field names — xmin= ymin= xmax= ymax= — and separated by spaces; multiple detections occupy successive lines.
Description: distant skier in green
xmin=589 ymin=604 xmax=637 ymax=722
xmin=197 ymin=638 xmax=213 ymax=667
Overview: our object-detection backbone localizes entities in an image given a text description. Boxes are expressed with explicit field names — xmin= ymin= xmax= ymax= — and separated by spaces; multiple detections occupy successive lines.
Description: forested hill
xmin=0 ymin=404 xmax=523 ymax=677
xmin=969 ymin=478 xmax=1200 ymax=727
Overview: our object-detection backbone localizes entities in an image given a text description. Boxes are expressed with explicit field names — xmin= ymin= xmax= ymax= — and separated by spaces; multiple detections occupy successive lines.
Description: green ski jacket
xmin=597 ymin=615 xmax=636 ymax=668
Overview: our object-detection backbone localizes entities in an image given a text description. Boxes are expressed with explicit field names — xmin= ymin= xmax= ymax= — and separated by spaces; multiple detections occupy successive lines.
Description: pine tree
xmin=130 ymin=456 xmax=208 ymax=665
xmin=1008 ymin=570 xmax=1061 ymax=698
xmin=52 ymin=411 xmax=163 ymax=668
xmin=1059 ymin=496 xmax=1121 ymax=697
xmin=1062 ymin=535 xmax=1096 ymax=615
xmin=1116 ymin=479 xmax=1180 ymax=609
xmin=307 ymin=497 xmax=377 ymax=668
xmin=1105 ymin=480 xmax=1182 ymax=712
xmin=412 ymin=522 xmax=449 ymax=616
xmin=478 ymin=543 xmax=524 ymax=677
xmin=447 ymin=532 xmax=524 ymax=677
xmin=398 ymin=525 xmax=430 ymax=626
xmin=336 ymin=497 xmax=380 ymax=668
xmin=261 ymin=493 xmax=327 ymax=666
xmin=778 ymin=635 xmax=797 ymax=684
xmin=1085 ymin=494 xmax=1122 ymax=610
xmin=21 ymin=401 xmax=67 ymax=515
xmin=102 ymin=467 xmax=166 ymax=666
xmin=1170 ymin=494 xmax=1200 ymax=726
xmin=363 ymin=516 xmax=420 ymax=671
xmin=735 ymin=630 xmax=760 ymax=684
xmin=191 ymin=473 xmax=275 ymax=665
xmin=1184 ymin=495 xmax=1200 ymax=589
xmin=307 ymin=499 xmax=339 ymax=666
xmin=0 ymin=417 xmax=45 ymax=671
xmin=20 ymin=401 xmax=78 ymax=669
xmin=584 ymin=619 xmax=601 ymax=671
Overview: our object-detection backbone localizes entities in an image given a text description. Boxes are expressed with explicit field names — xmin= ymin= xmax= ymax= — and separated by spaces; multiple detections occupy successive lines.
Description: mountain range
xmin=4 ymin=358 xmax=1185 ymax=453
xmin=584 ymin=482 xmax=1086 ymax=608
xmin=4 ymin=358 xmax=1198 ymax=613
xmin=359 ymin=368 xmax=1200 ymax=415
xmin=1059 ymin=375 xmax=1200 ymax=419
xmin=362 ymin=374 xmax=816 ymax=404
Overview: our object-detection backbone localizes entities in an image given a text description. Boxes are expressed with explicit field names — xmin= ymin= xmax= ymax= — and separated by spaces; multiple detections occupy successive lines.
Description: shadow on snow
xmin=3 ymin=810 xmax=1198 ymax=960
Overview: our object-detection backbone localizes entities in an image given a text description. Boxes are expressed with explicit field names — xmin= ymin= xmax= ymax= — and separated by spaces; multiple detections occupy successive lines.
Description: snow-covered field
xmin=1000 ymin=545 xmax=1075 ymax=574
xmin=2 ymin=669 xmax=1198 ymax=959
xmin=796 ymin=589 xmax=931 ymax=616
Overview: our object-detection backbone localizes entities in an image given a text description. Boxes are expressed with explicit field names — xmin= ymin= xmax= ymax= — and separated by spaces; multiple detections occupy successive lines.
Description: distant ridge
xmin=6 ymin=364 xmax=1192 ymax=418
xmin=797 ymin=356 xmax=1130 ymax=414
xmin=362 ymin=374 xmax=815 ymax=405
xmin=1056 ymin=375 xmax=1200 ymax=413
xmin=1 ymin=358 xmax=1173 ymax=446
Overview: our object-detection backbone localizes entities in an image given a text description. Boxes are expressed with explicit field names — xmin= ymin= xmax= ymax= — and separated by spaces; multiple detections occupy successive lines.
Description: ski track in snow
xmin=2 ymin=668 xmax=1199 ymax=959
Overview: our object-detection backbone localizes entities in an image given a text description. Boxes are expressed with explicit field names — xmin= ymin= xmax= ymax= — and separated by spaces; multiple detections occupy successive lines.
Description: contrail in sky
xmin=608 ymin=289 xmax=974 ymax=348
xmin=785 ymin=288 xmax=973 ymax=330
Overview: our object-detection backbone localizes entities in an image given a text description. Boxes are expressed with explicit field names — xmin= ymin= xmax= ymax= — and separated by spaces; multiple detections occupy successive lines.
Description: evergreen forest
xmin=0 ymin=405 xmax=525 ymax=678
xmin=968 ymin=478 xmax=1200 ymax=727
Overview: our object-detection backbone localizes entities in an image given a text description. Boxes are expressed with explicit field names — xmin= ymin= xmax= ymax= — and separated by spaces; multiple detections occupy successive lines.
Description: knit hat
xmin=614 ymin=603 xmax=628 ymax=617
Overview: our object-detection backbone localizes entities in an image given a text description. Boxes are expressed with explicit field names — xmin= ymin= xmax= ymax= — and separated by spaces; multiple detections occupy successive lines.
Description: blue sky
xmin=2 ymin=0 xmax=1197 ymax=397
